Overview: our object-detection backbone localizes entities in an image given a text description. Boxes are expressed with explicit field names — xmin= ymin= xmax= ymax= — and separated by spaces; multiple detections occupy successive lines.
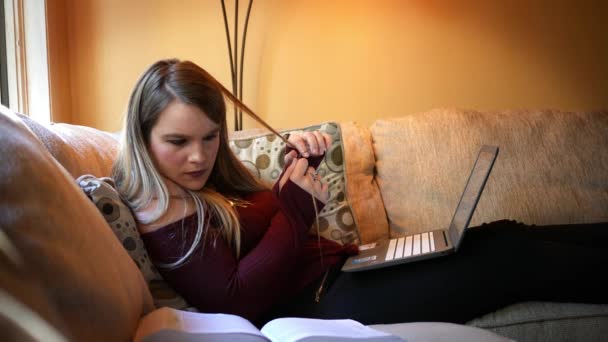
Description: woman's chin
xmin=180 ymin=179 xmax=207 ymax=192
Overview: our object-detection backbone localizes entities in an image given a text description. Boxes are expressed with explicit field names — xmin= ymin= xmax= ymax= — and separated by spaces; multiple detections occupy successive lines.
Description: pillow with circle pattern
xmin=229 ymin=122 xmax=360 ymax=245
xmin=76 ymin=175 xmax=193 ymax=311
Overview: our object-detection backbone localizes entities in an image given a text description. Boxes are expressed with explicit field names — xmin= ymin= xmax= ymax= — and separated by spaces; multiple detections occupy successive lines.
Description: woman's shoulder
xmin=137 ymin=196 xmax=196 ymax=234
xmin=137 ymin=189 xmax=273 ymax=234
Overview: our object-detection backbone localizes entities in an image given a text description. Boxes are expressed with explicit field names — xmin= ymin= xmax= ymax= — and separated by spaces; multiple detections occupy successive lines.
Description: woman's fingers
xmin=306 ymin=170 xmax=330 ymax=203
xmin=314 ymin=131 xmax=330 ymax=154
xmin=283 ymin=149 xmax=298 ymax=168
xmin=288 ymin=134 xmax=310 ymax=157
xmin=309 ymin=172 xmax=329 ymax=203
xmin=318 ymin=182 xmax=329 ymax=203
xmin=287 ymin=131 xmax=333 ymax=157
xmin=304 ymin=132 xmax=321 ymax=155
xmin=290 ymin=158 xmax=311 ymax=182
xmin=278 ymin=155 xmax=297 ymax=191
xmin=322 ymin=132 xmax=332 ymax=152
xmin=287 ymin=159 xmax=329 ymax=203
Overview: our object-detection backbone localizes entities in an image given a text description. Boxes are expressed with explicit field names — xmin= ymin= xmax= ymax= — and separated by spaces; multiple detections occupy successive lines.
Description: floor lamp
xmin=220 ymin=0 xmax=253 ymax=131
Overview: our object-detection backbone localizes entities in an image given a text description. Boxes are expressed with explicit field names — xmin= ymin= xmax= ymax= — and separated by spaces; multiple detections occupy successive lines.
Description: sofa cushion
xmin=0 ymin=106 xmax=154 ymax=341
xmin=18 ymin=113 xmax=118 ymax=178
xmin=467 ymin=301 xmax=608 ymax=342
xmin=229 ymin=122 xmax=361 ymax=245
xmin=370 ymin=322 xmax=512 ymax=341
xmin=371 ymin=108 xmax=608 ymax=235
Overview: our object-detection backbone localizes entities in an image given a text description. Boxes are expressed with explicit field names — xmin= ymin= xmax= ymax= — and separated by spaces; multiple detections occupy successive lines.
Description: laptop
xmin=341 ymin=145 xmax=499 ymax=272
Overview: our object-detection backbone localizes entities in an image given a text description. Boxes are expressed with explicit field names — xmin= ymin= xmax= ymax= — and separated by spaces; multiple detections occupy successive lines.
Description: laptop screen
xmin=447 ymin=145 xmax=498 ymax=250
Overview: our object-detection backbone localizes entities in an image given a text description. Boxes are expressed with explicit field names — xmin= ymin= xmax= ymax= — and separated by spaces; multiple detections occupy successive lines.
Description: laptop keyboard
xmin=385 ymin=232 xmax=435 ymax=261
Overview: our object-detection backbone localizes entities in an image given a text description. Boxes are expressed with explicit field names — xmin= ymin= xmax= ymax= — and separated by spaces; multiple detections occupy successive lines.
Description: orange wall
xmin=48 ymin=0 xmax=608 ymax=131
xmin=47 ymin=0 xmax=72 ymax=123
xmin=259 ymin=0 xmax=608 ymax=128
xmin=59 ymin=0 xmax=272 ymax=131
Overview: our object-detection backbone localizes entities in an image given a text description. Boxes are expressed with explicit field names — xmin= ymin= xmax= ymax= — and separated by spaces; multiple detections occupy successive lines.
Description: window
xmin=2 ymin=0 xmax=50 ymax=123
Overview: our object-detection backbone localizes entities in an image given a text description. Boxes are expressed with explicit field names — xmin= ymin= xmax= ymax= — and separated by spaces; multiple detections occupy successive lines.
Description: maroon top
xmin=141 ymin=156 xmax=358 ymax=321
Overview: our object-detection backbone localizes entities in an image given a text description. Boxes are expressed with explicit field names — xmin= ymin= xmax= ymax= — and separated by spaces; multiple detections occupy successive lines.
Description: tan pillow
xmin=340 ymin=122 xmax=390 ymax=244
xmin=371 ymin=108 xmax=608 ymax=236
xmin=229 ymin=122 xmax=361 ymax=245
xmin=0 ymin=107 xmax=154 ymax=341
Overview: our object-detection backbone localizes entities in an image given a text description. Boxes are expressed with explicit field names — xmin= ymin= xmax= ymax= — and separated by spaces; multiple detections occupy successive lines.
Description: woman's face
xmin=148 ymin=100 xmax=221 ymax=191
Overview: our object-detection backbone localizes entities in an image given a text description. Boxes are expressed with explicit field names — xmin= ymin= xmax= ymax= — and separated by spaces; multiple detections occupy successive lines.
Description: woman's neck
xmin=137 ymin=176 xmax=198 ymax=234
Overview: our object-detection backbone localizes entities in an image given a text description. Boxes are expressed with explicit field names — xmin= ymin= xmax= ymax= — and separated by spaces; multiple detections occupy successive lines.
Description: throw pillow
xmin=76 ymin=175 xmax=192 ymax=311
xmin=229 ymin=122 xmax=361 ymax=245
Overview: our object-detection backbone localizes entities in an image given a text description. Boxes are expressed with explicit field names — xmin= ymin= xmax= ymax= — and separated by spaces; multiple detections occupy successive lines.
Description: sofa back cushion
xmin=0 ymin=106 xmax=154 ymax=341
xmin=18 ymin=113 xmax=119 ymax=178
xmin=371 ymin=108 xmax=608 ymax=236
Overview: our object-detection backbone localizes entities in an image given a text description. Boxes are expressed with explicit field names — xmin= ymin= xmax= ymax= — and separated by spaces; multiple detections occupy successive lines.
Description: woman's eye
xmin=203 ymin=134 xmax=218 ymax=142
xmin=168 ymin=139 xmax=185 ymax=146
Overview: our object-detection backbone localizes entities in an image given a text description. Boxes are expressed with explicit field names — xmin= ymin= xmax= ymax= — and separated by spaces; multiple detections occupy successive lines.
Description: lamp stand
xmin=220 ymin=0 xmax=253 ymax=131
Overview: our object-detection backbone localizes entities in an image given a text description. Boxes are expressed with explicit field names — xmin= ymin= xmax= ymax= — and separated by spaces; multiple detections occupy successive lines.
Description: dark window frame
xmin=0 ymin=3 xmax=9 ymax=107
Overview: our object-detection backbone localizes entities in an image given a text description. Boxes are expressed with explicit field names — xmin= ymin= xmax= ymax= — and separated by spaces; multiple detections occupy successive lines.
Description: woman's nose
xmin=188 ymin=143 xmax=205 ymax=163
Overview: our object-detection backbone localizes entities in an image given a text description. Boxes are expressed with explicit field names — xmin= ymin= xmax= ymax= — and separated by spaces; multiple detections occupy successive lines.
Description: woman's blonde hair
xmin=112 ymin=59 xmax=266 ymax=268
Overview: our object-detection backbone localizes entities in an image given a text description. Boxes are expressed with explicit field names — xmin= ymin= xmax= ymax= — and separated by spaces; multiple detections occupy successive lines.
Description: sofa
xmin=1 ymin=103 xmax=606 ymax=341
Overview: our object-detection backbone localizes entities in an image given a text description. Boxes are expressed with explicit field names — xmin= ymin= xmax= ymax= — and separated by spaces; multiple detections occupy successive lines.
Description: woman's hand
xmin=278 ymin=157 xmax=330 ymax=203
xmin=278 ymin=131 xmax=332 ymax=203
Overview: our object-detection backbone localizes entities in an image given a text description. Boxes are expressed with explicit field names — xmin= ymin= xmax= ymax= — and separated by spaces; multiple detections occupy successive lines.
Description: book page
xmin=134 ymin=307 xmax=270 ymax=342
xmin=261 ymin=317 xmax=403 ymax=342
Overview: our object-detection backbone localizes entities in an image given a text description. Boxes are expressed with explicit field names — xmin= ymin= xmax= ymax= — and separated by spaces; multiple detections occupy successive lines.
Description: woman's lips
xmin=186 ymin=170 xmax=205 ymax=178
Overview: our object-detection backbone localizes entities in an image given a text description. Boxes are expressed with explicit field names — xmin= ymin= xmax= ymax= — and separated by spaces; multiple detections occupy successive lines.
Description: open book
xmin=134 ymin=307 xmax=404 ymax=342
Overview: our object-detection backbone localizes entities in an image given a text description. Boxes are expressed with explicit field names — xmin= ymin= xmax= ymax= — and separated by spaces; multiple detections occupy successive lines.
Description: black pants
xmin=263 ymin=220 xmax=608 ymax=326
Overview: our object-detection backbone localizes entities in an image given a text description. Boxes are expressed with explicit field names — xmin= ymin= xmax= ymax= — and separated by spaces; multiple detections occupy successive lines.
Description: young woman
xmin=112 ymin=58 xmax=608 ymax=327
